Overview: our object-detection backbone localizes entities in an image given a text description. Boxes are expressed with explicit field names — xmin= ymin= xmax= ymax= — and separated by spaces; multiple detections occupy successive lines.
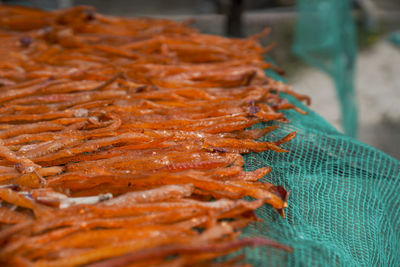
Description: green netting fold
xmin=293 ymin=0 xmax=358 ymax=137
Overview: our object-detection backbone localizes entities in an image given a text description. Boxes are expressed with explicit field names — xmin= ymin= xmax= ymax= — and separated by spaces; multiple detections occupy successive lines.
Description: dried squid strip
xmin=87 ymin=237 xmax=292 ymax=267
xmin=0 ymin=5 xmax=310 ymax=266
xmin=0 ymin=207 xmax=31 ymax=224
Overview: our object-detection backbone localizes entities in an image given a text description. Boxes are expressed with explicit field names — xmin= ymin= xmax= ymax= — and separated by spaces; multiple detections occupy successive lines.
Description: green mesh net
xmin=293 ymin=0 xmax=358 ymax=137
xmin=390 ymin=32 xmax=400 ymax=48
xmin=239 ymin=70 xmax=400 ymax=265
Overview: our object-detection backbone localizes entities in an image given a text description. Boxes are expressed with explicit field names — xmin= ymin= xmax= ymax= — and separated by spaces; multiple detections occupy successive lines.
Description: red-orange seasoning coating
xmin=0 ymin=5 xmax=310 ymax=266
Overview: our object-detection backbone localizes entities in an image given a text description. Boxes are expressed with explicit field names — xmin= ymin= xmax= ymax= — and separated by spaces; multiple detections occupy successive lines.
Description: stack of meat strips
xmin=0 ymin=5 xmax=310 ymax=267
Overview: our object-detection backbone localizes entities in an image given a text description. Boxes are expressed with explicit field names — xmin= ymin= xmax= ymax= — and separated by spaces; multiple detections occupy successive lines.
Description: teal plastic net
xmin=293 ymin=0 xmax=358 ymax=137
xmin=390 ymin=32 xmax=400 ymax=48
xmin=239 ymin=72 xmax=400 ymax=265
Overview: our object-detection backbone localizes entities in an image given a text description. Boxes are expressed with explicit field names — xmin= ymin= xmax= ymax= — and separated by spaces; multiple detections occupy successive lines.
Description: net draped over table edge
xmin=238 ymin=70 xmax=400 ymax=266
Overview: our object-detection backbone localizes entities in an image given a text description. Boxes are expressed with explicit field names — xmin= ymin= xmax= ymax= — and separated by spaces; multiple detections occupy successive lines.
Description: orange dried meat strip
xmin=0 ymin=5 xmax=311 ymax=266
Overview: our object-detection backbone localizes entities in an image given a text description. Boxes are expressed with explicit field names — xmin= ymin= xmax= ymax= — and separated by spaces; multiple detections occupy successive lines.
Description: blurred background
xmin=1 ymin=0 xmax=399 ymax=159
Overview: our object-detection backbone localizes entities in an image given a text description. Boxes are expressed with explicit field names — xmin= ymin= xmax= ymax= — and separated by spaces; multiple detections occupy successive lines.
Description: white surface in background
xmin=289 ymin=40 xmax=400 ymax=159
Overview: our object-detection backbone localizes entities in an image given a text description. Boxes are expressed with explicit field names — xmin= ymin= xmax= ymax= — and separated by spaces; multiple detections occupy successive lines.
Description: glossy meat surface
xmin=0 ymin=5 xmax=309 ymax=266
